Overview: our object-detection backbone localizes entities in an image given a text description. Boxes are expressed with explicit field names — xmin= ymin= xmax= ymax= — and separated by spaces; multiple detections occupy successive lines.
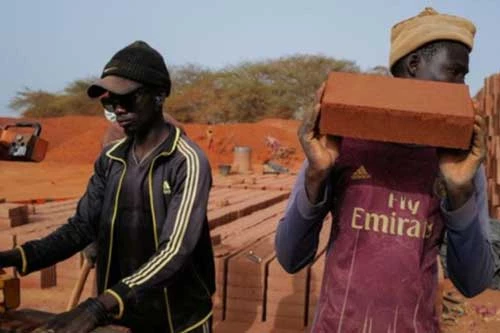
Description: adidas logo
xmin=351 ymin=166 xmax=371 ymax=180
xmin=163 ymin=180 xmax=172 ymax=195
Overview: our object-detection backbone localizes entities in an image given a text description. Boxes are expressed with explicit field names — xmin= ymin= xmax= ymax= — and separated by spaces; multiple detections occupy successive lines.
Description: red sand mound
xmin=1 ymin=116 xmax=305 ymax=170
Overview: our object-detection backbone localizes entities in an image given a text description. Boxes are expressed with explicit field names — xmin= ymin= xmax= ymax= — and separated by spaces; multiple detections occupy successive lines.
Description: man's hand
xmin=31 ymin=298 xmax=109 ymax=333
xmin=298 ymin=82 xmax=341 ymax=203
xmin=438 ymin=114 xmax=487 ymax=209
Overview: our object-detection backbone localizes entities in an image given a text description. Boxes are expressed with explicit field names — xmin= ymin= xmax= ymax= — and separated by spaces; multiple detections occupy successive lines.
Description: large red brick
xmin=224 ymin=308 xmax=263 ymax=322
xmin=307 ymin=253 xmax=326 ymax=326
xmin=265 ymin=316 xmax=305 ymax=331
xmin=212 ymin=202 xmax=285 ymax=321
xmin=0 ymin=204 xmax=28 ymax=219
xmin=267 ymin=277 xmax=307 ymax=293
xmin=266 ymin=302 xmax=304 ymax=318
xmin=320 ymin=72 xmax=474 ymax=149
xmin=265 ymin=217 xmax=332 ymax=329
xmin=226 ymin=286 xmax=264 ymax=300
xmin=208 ymin=191 xmax=288 ymax=229
xmin=266 ymin=290 xmax=306 ymax=305
xmin=225 ymin=235 xmax=276 ymax=324
xmin=214 ymin=321 xmax=304 ymax=333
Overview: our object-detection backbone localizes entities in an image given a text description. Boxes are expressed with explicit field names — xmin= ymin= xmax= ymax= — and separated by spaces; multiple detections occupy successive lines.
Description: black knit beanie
xmin=101 ymin=41 xmax=171 ymax=96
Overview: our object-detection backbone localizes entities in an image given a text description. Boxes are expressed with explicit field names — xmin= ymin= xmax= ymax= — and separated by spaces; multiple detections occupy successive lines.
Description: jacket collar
xmin=106 ymin=123 xmax=181 ymax=161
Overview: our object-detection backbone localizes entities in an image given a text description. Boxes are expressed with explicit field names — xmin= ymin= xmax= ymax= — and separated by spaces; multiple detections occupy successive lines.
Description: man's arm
xmin=275 ymin=83 xmax=339 ymax=274
xmin=103 ymin=142 xmax=211 ymax=319
xmin=443 ymin=165 xmax=495 ymax=297
xmin=275 ymin=161 xmax=331 ymax=273
xmin=12 ymin=153 xmax=108 ymax=275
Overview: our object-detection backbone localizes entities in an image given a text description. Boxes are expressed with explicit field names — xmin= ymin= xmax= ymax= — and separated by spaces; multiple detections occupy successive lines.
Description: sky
xmin=1 ymin=0 xmax=499 ymax=117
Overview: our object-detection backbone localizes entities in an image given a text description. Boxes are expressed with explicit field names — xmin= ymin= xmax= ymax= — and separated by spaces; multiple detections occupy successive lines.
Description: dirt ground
xmin=0 ymin=116 xmax=304 ymax=172
xmin=441 ymin=280 xmax=500 ymax=333
xmin=1 ymin=115 xmax=499 ymax=332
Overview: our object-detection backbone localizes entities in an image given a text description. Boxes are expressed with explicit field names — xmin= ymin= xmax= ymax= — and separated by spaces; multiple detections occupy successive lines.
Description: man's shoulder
xmin=94 ymin=138 xmax=127 ymax=169
xmin=175 ymin=135 xmax=210 ymax=164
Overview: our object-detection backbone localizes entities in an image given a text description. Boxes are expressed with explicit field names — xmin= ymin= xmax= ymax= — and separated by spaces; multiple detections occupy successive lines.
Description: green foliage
xmin=166 ymin=54 xmax=360 ymax=122
xmin=9 ymin=78 xmax=102 ymax=117
xmin=10 ymin=54 xmax=362 ymax=122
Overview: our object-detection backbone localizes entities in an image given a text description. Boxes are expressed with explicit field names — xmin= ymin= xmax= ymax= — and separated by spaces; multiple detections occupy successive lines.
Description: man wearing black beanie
xmin=0 ymin=41 xmax=215 ymax=333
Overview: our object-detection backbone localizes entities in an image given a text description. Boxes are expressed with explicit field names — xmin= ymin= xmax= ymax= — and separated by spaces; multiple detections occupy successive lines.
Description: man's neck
xmin=133 ymin=120 xmax=170 ymax=160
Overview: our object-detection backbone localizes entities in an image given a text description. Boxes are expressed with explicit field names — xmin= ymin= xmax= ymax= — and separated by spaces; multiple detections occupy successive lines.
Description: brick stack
xmin=1 ymin=173 xmax=336 ymax=332
xmin=265 ymin=217 xmax=331 ymax=331
xmin=212 ymin=174 xmax=297 ymax=192
xmin=0 ymin=175 xmax=294 ymax=318
xmin=0 ymin=309 xmax=131 ymax=332
xmin=211 ymin=201 xmax=288 ymax=322
xmin=214 ymin=213 xmax=332 ymax=333
xmin=224 ymin=234 xmax=275 ymax=326
xmin=307 ymin=250 xmax=327 ymax=328
xmin=0 ymin=204 xmax=29 ymax=229
xmin=477 ymin=73 xmax=500 ymax=218
xmin=0 ymin=200 xmax=93 ymax=312
xmin=208 ymin=188 xmax=289 ymax=229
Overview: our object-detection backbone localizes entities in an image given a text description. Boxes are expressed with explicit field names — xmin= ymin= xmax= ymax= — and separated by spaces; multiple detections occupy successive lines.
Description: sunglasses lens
xmin=100 ymin=98 xmax=115 ymax=113
xmin=100 ymin=89 xmax=141 ymax=112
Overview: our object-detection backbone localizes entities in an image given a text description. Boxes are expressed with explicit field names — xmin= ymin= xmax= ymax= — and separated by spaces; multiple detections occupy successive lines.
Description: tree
xmin=10 ymin=55 xmax=363 ymax=122
xmin=166 ymin=54 xmax=360 ymax=122
xmin=9 ymin=78 xmax=101 ymax=117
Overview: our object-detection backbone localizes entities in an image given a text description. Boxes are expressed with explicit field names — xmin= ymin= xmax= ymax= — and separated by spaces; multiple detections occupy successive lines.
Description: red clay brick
xmin=320 ymin=72 xmax=474 ymax=149
xmin=214 ymin=321 xmax=304 ymax=333
xmin=226 ymin=286 xmax=264 ymax=300
xmin=267 ymin=278 xmax=307 ymax=293
xmin=224 ymin=308 xmax=263 ymax=322
xmin=265 ymin=316 xmax=305 ymax=331
xmin=208 ymin=191 xmax=288 ymax=229
xmin=225 ymin=299 xmax=264 ymax=314
xmin=225 ymin=235 xmax=276 ymax=323
xmin=0 ymin=215 xmax=29 ymax=229
xmin=266 ymin=290 xmax=306 ymax=305
xmin=212 ymin=202 xmax=285 ymax=322
xmin=307 ymin=253 xmax=326 ymax=326
xmin=0 ymin=204 xmax=29 ymax=219
xmin=266 ymin=302 xmax=305 ymax=318
xmin=265 ymin=217 xmax=331 ymax=329
xmin=30 ymin=200 xmax=77 ymax=215
xmin=0 ymin=204 xmax=29 ymax=229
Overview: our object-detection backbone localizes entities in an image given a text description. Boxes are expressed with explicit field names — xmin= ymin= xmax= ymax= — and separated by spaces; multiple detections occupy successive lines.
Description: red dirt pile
xmin=0 ymin=116 xmax=304 ymax=171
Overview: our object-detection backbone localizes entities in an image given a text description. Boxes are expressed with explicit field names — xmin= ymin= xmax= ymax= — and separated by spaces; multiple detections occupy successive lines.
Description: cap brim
xmin=87 ymin=75 xmax=142 ymax=98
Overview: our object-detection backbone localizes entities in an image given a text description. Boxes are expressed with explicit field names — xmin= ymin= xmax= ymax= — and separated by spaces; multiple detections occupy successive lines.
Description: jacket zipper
xmin=150 ymin=152 xmax=175 ymax=333
xmin=104 ymin=148 xmax=128 ymax=289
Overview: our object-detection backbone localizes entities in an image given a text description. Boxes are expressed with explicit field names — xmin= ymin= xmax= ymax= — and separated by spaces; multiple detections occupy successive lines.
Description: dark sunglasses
xmin=100 ymin=88 xmax=144 ymax=113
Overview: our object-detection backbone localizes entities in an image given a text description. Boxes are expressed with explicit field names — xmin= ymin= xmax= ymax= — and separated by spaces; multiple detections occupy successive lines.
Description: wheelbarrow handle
xmin=3 ymin=122 xmax=42 ymax=137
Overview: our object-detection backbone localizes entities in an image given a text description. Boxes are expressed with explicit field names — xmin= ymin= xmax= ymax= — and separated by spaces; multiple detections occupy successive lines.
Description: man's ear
xmin=405 ymin=52 xmax=420 ymax=78
xmin=155 ymin=93 xmax=166 ymax=107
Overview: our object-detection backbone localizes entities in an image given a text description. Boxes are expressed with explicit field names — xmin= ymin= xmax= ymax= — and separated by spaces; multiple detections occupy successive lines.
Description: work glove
xmin=31 ymin=298 xmax=109 ymax=333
